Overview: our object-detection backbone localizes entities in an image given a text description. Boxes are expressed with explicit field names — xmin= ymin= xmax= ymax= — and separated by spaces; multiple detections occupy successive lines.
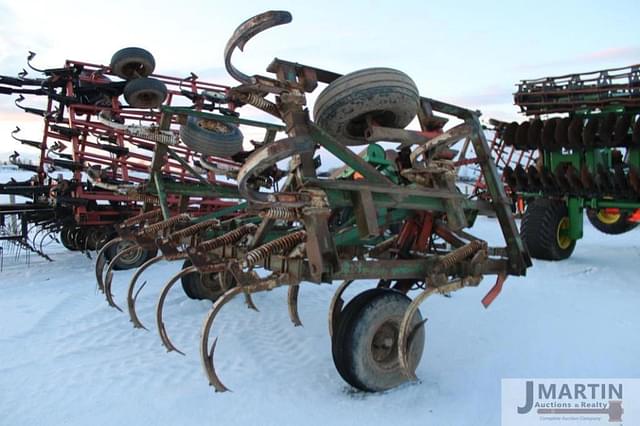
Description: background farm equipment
xmin=95 ymin=10 xmax=531 ymax=394
xmin=1 ymin=48 xmax=246 ymax=263
xmin=500 ymin=64 xmax=640 ymax=260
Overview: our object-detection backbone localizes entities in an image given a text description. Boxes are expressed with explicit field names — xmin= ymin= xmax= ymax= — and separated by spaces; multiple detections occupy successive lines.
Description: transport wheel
xmin=123 ymin=77 xmax=167 ymax=108
xmin=313 ymin=68 xmax=419 ymax=145
xmin=586 ymin=209 xmax=638 ymax=235
xmin=110 ymin=47 xmax=155 ymax=80
xmin=332 ymin=288 xmax=425 ymax=392
xmin=180 ymin=259 xmax=234 ymax=301
xmin=179 ymin=116 xmax=244 ymax=158
xmin=106 ymin=240 xmax=157 ymax=270
xmin=521 ymin=199 xmax=576 ymax=260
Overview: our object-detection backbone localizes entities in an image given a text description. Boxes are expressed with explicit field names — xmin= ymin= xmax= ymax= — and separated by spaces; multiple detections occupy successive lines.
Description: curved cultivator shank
xmin=87 ymin=10 xmax=530 ymax=394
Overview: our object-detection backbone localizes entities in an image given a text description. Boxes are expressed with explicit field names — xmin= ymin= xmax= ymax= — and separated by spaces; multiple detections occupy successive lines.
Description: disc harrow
xmin=493 ymin=63 xmax=640 ymax=260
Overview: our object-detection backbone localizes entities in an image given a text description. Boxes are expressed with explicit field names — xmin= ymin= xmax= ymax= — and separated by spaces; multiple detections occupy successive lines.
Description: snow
xmin=1 ymin=171 xmax=639 ymax=425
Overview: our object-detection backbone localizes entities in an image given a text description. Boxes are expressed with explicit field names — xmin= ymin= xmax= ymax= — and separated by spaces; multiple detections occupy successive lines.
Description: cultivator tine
xmin=200 ymin=286 xmax=245 ymax=392
xmin=95 ymin=237 xmax=123 ymax=292
xmin=244 ymin=293 xmax=259 ymax=311
xmin=397 ymin=286 xmax=436 ymax=380
xmin=327 ymin=280 xmax=354 ymax=338
xmin=287 ymin=284 xmax=302 ymax=327
xmin=127 ymin=255 xmax=164 ymax=330
xmin=224 ymin=10 xmax=293 ymax=85
xmin=156 ymin=265 xmax=199 ymax=355
xmin=103 ymin=245 xmax=141 ymax=312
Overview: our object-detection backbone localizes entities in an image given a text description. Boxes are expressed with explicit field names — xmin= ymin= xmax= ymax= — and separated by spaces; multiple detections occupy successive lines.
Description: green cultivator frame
xmin=502 ymin=64 xmax=640 ymax=260
xmin=95 ymin=10 xmax=531 ymax=393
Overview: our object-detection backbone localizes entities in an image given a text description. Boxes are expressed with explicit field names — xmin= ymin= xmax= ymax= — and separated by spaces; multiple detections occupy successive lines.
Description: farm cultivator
xmin=0 ymin=44 xmax=243 ymax=265
xmin=92 ymin=10 xmax=531 ymax=393
xmin=499 ymin=64 xmax=640 ymax=259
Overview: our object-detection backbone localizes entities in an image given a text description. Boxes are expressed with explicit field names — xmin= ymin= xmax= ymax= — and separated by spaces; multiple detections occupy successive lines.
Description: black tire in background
xmin=521 ymin=199 xmax=576 ymax=260
xmin=313 ymin=68 xmax=419 ymax=145
xmin=106 ymin=240 xmax=157 ymax=270
xmin=110 ymin=47 xmax=155 ymax=80
xmin=123 ymin=77 xmax=167 ymax=108
xmin=332 ymin=288 xmax=425 ymax=392
xmin=179 ymin=115 xmax=244 ymax=158
xmin=180 ymin=259 xmax=232 ymax=301
xmin=586 ymin=209 xmax=638 ymax=235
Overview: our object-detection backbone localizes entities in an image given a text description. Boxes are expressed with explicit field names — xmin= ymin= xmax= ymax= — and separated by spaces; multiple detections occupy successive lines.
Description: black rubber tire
xmin=106 ymin=240 xmax=157 ymax=271
xmin=179 ymin=115 xmax=244 ymax=158
xmin=180 ymin=259 xmax=232 ymax=301
xmin=521 ymin=199 xmax=576 ymax=260
xmin=586 ymin=209 xmax=638 ymax=235
xmin=313 ymin=68 xmax=419 ymax=145
xmin=110 ymin=47 xmax=155 ymax=80
xmin=123 ymin=77 xmax=167 ymax=108
xmin=332 ymin=288 xmax=425 ymax=392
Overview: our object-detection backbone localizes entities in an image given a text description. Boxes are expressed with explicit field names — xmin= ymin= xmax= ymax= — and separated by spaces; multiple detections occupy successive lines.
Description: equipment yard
xmin=1 ymin=171 xmax=638 ymax=425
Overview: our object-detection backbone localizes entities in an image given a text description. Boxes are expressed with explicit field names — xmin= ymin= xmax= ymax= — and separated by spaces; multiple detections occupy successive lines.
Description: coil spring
xmin=197 ymin=223 xmax=258 ymax=252
xmin=259 ymin=207 xmax=297 ymax=221
xmin=439 ymin=240 xmax=485 ymax=270
xmin=120 ymin=209 xmax=162 ymax=228
xmin=164 ymin=252 xmax=189 ymax=261
xmin=168 ymin=218 xmax=220 ymax=242
xmin=239 ymin=92 xmax=280 ymax=118
xmin=244 ymin=230 xmax=306 ymax=268
xmin=140 ymin=213 xmax=191 ymax=236
xmin=126 ymin=192 xmax=159 ymax=204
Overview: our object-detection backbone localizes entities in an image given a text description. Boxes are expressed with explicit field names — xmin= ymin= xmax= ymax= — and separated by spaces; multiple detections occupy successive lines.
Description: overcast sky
xmin=1 ymin=0 xmax=639 ymax=159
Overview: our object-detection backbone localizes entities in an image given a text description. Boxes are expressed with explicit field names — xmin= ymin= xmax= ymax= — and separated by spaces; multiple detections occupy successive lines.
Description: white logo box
xmin=502 ymin=378 xmax=640 ymax=426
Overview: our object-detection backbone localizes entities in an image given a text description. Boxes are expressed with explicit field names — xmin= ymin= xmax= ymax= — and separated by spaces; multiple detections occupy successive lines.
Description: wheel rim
xmin=198 ymin=119 xmax=232 ymax=135
xmin=116 ymin=241 xmax=144 ymax=265
xmin=370 ymin=321 xmax=399 ymax=368
xmin=596 ymin=209 xmax=621 ymax=225
xmin=556 ymin=217 xmax=572 ymax=250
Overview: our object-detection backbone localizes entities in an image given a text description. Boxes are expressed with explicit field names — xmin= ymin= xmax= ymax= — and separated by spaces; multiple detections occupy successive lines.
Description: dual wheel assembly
xmin=109 ymin=47 xmax=168 ymax=109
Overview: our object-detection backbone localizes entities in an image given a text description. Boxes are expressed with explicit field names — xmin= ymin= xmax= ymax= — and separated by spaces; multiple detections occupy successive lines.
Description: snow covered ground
xmin=1 ymin=210 xmax=639 ymax=425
